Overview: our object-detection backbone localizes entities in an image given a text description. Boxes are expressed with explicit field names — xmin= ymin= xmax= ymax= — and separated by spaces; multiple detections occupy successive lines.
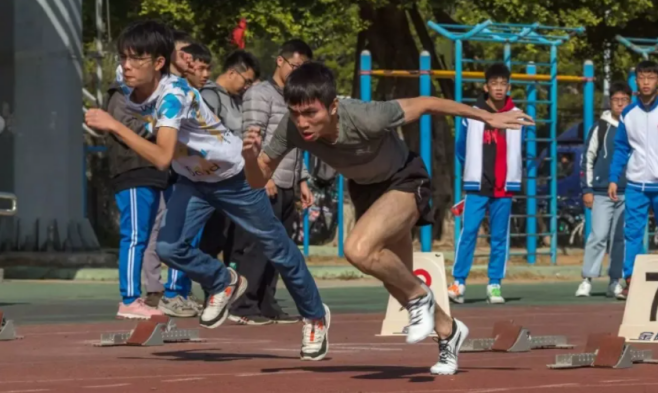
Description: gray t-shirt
xmin=263 ymin=99 xmax=407 ymax=184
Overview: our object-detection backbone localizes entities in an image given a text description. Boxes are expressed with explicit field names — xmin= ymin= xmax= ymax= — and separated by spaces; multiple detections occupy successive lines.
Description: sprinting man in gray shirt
xmin=241 ymin=62 xmax=534 ymax=375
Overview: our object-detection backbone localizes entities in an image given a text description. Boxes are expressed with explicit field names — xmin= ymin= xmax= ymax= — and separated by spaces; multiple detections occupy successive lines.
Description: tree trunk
xmin=357 ymin=1 xmax=455 ymax=241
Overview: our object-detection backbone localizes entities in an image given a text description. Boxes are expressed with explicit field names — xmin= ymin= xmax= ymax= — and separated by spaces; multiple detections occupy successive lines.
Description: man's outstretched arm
xmin=85 ymin=108 xmax=177 ymax=170
xmin=397 ymin=97 xmax=534 ymax=130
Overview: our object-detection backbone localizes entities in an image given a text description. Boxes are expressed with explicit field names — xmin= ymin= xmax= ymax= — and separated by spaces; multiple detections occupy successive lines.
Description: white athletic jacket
xmin=610 ymin=99 xmax=658 ymax=191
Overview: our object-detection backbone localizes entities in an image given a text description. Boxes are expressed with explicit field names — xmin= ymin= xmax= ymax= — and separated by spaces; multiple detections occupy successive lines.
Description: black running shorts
xmin=347 ymin=152 xmax=434 ymax=227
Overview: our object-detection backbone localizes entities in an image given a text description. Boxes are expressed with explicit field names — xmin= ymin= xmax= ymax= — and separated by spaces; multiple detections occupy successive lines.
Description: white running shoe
xmin=607 ymin=281 xmax=623 ymax=298
xmin=575 ymin=279 xmax=592 ymax=297
xmin=301 ymin=304 xmax=331 ymax=361
xmin=447 ymin=282 xmax=465 ymax=304
xmin=486 ymin=284 xmax=505 ymax=304
xmin=200 ymin=268 xmax=248 ymax=329
xmin=430 ymin=319 xmax=469 ymax=375
xmin=405 ymin=284 xmax=436 ymax=344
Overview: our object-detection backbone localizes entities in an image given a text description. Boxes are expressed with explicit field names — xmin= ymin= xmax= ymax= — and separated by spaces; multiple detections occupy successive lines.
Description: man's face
xmin=484 ymin=77 xmax=510 ymax=102
xmin=288 ymin=99 xmax=336 ymax=142
xmin=610 ymin=92 xmax=631 ymax=118
xmin=120 ymin=49 xmax=164 ymax=88
xmin=636 ymin=71 xmax=658 ymax=98
xmin=172 ymin=41 xmax=194 ymax=75
xmin=226 ymin=67 xmax=256 ymax=95
xmin=277 ymin=52 xmax=309 ymax=83
xmin=187 ymin=60 xmax=211 ymax=89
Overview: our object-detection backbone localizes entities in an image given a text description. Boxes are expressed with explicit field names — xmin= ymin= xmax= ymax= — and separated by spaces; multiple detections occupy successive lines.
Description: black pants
xmin=230 ymin=186 xmax=297 ymax=317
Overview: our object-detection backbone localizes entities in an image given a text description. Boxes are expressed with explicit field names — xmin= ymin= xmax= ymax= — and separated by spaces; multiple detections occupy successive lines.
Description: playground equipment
xmin=359 ymin=20 xmax=593 ymax=263
xmin=425 ymin=20 xmax=588 ymax=263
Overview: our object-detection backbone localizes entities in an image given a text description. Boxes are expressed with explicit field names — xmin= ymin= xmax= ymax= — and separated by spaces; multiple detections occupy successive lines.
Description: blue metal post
xmin=353 ymin=50 xmax=372 ymax=257
xmin=504 ymin=44 xmax=512 ymax=70
xmin=303 ymin=151 xmax=310 ymax=256
xmin=419 ymin=51 xmax=432 ymax=252
xmin=454 ymin=40 xmax=464 ymax=251
xmin=583 ymin=61 xmax=595 ymax=241
xmin=549 ymin=45 xmax=558 ymax=264
xmin=525 ymin=63 xmax=537 ymax=264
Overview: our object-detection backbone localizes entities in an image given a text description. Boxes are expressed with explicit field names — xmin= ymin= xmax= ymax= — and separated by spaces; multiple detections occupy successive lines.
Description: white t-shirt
xmin=118 ymin=67 xmax=244 ymax=182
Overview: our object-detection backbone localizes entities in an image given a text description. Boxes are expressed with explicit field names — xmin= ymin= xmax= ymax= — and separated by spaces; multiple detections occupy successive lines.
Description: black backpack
xmin=310 ymin=155 xmax=337 ymax=186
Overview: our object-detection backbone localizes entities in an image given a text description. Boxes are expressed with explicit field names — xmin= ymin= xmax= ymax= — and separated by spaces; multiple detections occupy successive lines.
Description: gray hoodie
xmin=242 ymin=79 xmax=309 ymax=189
xmin=200 ymin=81 xmax=243 ymax=137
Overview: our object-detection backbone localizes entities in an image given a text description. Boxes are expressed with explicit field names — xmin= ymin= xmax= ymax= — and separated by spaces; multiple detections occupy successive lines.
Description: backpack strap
xmin=596 ymin=119 xmax=608 ymax=154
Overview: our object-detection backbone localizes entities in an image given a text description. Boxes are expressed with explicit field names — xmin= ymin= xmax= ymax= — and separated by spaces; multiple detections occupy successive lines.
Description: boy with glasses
xmin=228 ymin=39 xmax=314 ymax=325
xmin=447 ymin=64 xmax=523 ymax=305
xmin=86 ymin=21 xmax=330 ymax=361
xmin=609 ymin=61 xmax=658 ymax=299
xmin=576 ymin=82 xmax=631 ymax=299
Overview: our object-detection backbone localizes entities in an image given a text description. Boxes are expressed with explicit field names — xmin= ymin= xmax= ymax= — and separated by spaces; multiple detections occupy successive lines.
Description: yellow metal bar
xmin=365 ymin=69 xmax=590 ymax=83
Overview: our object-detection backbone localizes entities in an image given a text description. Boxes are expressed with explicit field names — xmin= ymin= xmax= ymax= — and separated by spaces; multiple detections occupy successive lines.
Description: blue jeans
xmin=155 ymin=171 xmax=325 ymax=319
xmin=453 ymin=194 xmax=512 ymax=285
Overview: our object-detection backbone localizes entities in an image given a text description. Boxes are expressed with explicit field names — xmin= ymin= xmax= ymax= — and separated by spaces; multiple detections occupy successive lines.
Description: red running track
xmin=0 ymin=303 xmax=657 ymax=393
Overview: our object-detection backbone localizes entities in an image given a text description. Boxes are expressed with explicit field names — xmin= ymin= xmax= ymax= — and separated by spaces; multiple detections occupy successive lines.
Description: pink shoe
xmin=117 ymin=298 xmax=164 ymax=320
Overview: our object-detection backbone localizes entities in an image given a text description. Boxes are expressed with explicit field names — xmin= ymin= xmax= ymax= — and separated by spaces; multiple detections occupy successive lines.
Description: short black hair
xmin=223 ymin=50 xmax=261 ymax=79
xmin=279 ymin=39 xmax=313 ymax=60
xmin=284 ymin=62 xmax=336 ymax=109
xmin=117 ymin=20 xmax=173 ymax=75
xmin=610 ymin=81 xmax=632 ymax=98
xmin=636 ymin=60 xmax=658 ymax=76
xmin=485 ymin=63 xmax=511 ymax=82
xmin=181 ymin=43 xmax=211 ymax=64
xmin=172 ymin=29 xmax=194 ymax=45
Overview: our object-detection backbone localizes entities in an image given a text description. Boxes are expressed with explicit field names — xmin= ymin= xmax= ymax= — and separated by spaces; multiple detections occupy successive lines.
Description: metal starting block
xmin=96 ymin=315 xmax=202 ymax=347
xmin=548 ymin=333 xmax=658 ymax=369
xmin=0 ymin=311 xmax=21 ymax=341
xmin=461 ymin=320 xmax=573 ymax=353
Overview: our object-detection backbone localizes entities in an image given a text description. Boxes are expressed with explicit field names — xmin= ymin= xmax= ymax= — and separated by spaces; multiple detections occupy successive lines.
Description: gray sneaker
xmin=159 ymin=295 xmax=198 ymax=318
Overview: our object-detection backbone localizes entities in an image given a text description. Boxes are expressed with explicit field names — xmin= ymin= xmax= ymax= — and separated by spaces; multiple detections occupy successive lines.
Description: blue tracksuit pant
xmin=115 ymin=187 xmax=191 ymax=305
xmin=453 ymin=194 xmax=512 ymax=285
xmin=622 ymin=186 xmax=658 ymax=278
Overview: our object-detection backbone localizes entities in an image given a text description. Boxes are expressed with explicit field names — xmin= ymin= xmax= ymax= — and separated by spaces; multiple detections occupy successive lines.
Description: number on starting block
xmin=378 ymin=252 xmax=450 ymax=337
xmin=619 ymin=255 xmax=658 ymax=343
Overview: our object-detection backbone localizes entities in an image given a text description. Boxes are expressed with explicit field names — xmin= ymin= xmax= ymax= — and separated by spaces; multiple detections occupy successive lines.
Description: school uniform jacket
xmin=610 ymin=98 xmax=658 ymax=191
xmin=456 ymin=94 xmax=524 ymax=197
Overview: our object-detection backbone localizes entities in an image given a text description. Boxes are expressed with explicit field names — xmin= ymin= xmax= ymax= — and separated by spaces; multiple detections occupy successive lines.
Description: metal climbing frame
xmin=616 ymin=35 xmax=658 ymax=250
xmin=426 ymin=20 xmax=587 ymax=264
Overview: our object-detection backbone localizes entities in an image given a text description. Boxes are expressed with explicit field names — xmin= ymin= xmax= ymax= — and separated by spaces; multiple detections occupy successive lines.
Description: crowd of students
xmin=87 ymin=19 xmax=531 ymax=373
xmin=106 ymin=29 xmax=315 ymax=325
xmin=448 ymin=60 xmax=658 ymax=305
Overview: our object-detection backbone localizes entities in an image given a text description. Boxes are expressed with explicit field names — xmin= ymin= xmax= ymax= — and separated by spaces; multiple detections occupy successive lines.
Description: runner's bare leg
xmin=344 ymin=190 xmax=452 ymax=337
xmin=385 ymin=229 xmax=453 ymax=338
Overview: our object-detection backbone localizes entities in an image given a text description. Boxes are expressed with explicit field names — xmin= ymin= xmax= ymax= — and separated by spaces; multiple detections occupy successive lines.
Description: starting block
xmin=461 ymin=320 xmax=573 ymax=353
xmin=548 ymin=333 xmax=658 ymax=369
xmin=96 ymin=315 xmax=202 ymax=347
xmin=0 ymin=311 xmax=20 ymax=341
xmin=379 ymin=252 xmax=450 ymax=336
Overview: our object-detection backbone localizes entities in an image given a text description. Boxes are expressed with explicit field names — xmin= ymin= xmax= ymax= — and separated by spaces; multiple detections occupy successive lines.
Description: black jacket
xmin=105 ymin=82 xmax=170 ymax=193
